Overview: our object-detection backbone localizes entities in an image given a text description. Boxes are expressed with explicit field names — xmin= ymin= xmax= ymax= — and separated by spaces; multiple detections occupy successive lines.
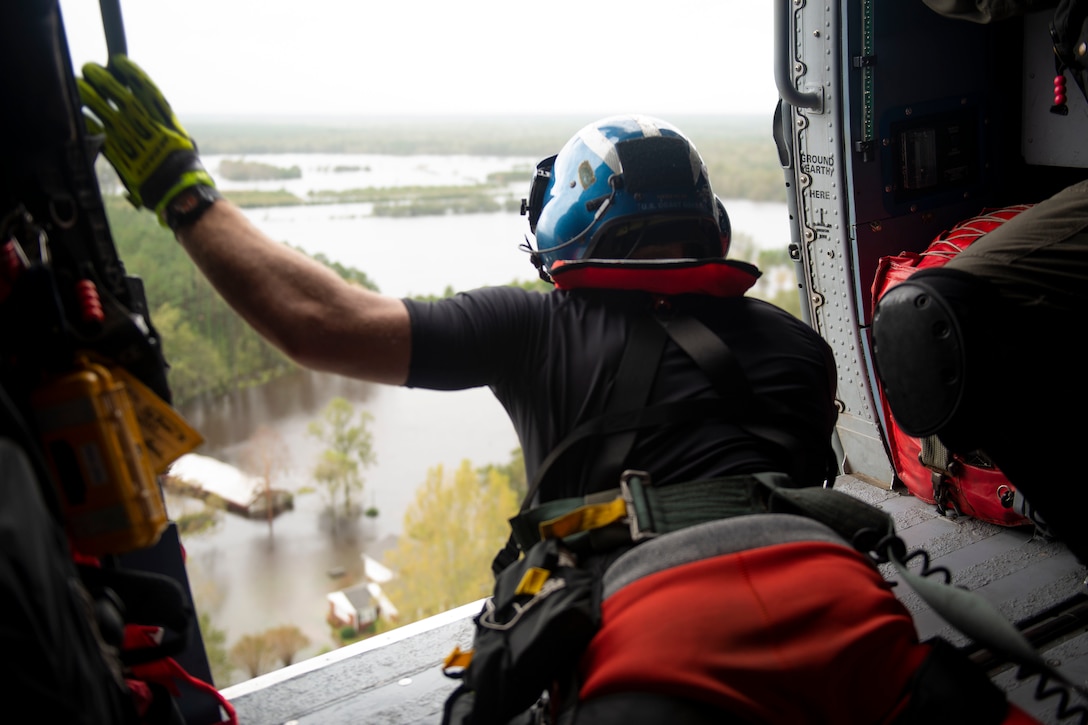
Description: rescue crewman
xmin=873 ymin=179 xmax=1088 ymax=565
xmin=78 ymin=56 xmax=1042 ymax=724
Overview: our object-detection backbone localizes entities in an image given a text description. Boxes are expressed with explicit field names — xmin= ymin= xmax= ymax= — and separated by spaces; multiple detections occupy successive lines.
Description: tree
xmin=308 ymin=397 xmax=376 ymax=530
xmin=230 ymin=633 xmax=272 ymax=679
xmin=265 ymin=625 xmax=311 ymax=667
xmin=383 ymin=459 xmax=519 ymax=624
xmin=152 ymin=301 xmax=229 ymax=404
xmin=243 ymin=426 xmax=291 ymax=542
xmin=482 ymin=447 xmax=527 ymax=502
xmin=197 ymin=611 xmax=235 ymax=687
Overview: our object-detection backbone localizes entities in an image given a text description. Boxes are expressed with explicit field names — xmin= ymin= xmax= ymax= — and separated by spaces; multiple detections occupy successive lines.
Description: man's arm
xmin=77 ymin=56 xmax=412 ymax=385
xmin=177 ymin=201 xmax=411 ymax=385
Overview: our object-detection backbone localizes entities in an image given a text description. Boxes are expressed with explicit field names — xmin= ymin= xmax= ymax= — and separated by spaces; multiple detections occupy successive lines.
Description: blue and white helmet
xmin=521 ymin=115 xmax=731 ymax=281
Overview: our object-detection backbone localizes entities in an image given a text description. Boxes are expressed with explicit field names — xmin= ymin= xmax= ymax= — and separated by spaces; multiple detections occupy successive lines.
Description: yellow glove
xmin=78 ymin=56 xmax=219 ymax=229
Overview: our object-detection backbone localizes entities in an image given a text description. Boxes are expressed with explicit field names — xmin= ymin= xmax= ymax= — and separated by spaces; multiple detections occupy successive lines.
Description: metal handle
xmin=775 ymin=0 xmax=823 ymax=111
xmin=99 ymin=0 xmax=127 ymax=58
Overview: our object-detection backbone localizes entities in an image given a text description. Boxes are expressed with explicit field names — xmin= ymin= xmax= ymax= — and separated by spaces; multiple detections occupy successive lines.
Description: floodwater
xmin=164 ymin=153 xmax=793 ymax=682
xmin=173 ymin=370 xmax=519 ymax=680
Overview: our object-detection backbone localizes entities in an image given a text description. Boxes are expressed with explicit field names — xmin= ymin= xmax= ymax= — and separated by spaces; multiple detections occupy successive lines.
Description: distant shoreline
xmin=185 ymin=114 xmax=776 ymax=157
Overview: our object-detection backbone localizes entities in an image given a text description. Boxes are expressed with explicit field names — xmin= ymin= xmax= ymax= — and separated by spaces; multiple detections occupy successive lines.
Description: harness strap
xmin=658 ymin=314 xmax=751 ymax=400
xmin=661 ymin=313 xmax=837 ymax=485
xmin=512 ymin=470 xmax=778 ymax=553
xmin=511 ymin=470 xmax=886 ymax=555
xmin=518 ymin=470 xmax=1088 ymax=708
xmin=492 ymin=399 xmax=739 ymax=573
xmin=920 ymin=434 xmax=957 ymax=515
xmin=582 ymin=314 xmax=668 ymax=498
xmin=494 ymin=309 xmax=829 ymax=574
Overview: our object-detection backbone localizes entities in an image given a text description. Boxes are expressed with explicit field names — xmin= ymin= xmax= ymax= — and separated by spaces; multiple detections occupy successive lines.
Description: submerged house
xmin=327 ymin=555 xmax=400 ymax=633
xmin=165 ymin=453 xmax=294 ymax=519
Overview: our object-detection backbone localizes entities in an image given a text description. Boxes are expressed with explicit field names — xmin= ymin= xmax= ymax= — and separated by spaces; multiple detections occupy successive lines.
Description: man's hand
xmin=78 ymin=56 xmax=217 ymax=228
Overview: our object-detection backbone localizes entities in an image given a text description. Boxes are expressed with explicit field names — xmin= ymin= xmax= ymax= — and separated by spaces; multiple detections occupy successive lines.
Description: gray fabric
xmin=943 ymin=178 xmax=1088 ymax=311
xmin=601 ymin=513 xmax=847 ymax=600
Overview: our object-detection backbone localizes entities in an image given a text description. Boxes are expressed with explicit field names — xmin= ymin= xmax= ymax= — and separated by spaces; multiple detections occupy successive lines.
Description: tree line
xmin=104 ymin=196 xmax=378 ymax=405
xmin=188 ymin=115 xmax=788 ymax=204
xmin=103 ymin=115 xmax=792 ymax=409
xmin=106 ymin=191 xmax=799 ymax=411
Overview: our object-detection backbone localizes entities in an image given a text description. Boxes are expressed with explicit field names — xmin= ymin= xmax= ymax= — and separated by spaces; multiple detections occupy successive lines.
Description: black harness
xmin=493 ymin=305 xmax=836 ymax=574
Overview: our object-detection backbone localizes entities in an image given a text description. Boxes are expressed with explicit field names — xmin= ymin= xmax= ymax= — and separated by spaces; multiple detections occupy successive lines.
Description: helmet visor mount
xmin=521 ymin=154 xmax=556 ymax=234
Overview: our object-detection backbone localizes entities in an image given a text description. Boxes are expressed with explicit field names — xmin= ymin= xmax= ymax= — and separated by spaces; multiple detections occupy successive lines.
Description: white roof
xmin=362 ymin=555 xmax=394 ymax=583
xmin=368 ymin=582 xmax=399 ymax=619
xmin=326 ymin=582 xmax=399 ymax=620
xmin=167 ymin=453 xmax=263 ymax=506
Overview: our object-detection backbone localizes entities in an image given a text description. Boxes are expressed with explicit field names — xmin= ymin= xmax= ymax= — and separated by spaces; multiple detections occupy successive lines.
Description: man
xmin=79 ymin=57 xmax=1039 ymax=724
xmin=873 ymin=179 xmax=1088 ymax=564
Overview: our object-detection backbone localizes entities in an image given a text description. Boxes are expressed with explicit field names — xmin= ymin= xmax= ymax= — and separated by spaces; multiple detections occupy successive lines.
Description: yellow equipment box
xmin=32 ymin=355 xmax=169 ymax=556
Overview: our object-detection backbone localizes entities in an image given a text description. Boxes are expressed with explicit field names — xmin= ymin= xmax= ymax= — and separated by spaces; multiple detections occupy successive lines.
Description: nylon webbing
xmin=582 ymin=314 xmax=668 ymax=497
xmin=920 ymin=434 xmax=954 ymax=474
xmin=493 ymin=309 xmax=810 ymax=575
xmin=493 ymin=311 xmax=673 ymax=575
xmin=764 ymin=484 xmax=892 ymax=541
xmin=660 ymin=314 xmax=836 ymax=485
xmin=658 ymin=314 xmax=753 ymax=403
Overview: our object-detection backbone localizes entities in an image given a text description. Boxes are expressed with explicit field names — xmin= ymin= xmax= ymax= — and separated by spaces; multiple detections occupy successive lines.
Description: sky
xmin=58 ymin=1 xmax=779 ymax=120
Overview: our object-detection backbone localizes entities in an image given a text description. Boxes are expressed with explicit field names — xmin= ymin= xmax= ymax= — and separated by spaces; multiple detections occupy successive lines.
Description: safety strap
xmin=663 ymin=313 xmax=838 ymax=485
xmin=786 ymin=484 xmax=1088 ymax=710
xmin=493 ymin=312 xmax=681 ymax=574
xmin=581 ymin=314 xmax=668 ymax=498
xmin=920 ymin=434 xmax=957 ymax=515
xmin=513 ymin=466 xmax=1088 ymax=709
xmin=125 ymin=624 xmax=238 ymax=725
xmin=510 ymin=470 xmax=779 ymax=554
xmin=493 ymin=308 xmax=823 ymax=574
xmin=492 ymin=398 xmax=736 ymax=572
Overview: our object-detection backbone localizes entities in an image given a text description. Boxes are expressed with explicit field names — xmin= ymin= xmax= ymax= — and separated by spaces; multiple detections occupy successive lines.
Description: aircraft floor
xmin=223 ymin=474 xmax=1088 ymax=724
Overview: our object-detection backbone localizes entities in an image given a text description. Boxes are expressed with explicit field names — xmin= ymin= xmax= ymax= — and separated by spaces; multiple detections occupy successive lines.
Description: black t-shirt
xmin=404 ymin=286 xmax=837 ymax=502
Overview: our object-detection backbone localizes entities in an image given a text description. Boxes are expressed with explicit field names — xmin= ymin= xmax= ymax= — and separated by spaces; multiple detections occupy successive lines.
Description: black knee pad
xmin=872 ymin=278 xmax=968 ymax=439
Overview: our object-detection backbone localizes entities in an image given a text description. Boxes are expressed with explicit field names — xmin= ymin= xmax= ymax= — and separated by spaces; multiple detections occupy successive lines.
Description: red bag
xmin=871 ymin=205 xmax=1035 ymax=526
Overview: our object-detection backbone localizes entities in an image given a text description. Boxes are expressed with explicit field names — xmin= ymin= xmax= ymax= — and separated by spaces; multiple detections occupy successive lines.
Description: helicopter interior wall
xmin=842 ymin=5 xmax=1017 ymax=327
xmin=1013 ymin=8 xmax=1088 ymax=227
xmin=840 ymin=7 xmax=1088 ymax=328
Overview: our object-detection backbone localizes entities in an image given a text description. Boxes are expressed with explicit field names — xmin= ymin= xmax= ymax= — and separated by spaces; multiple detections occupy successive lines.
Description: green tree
xmin=308 ymin=397 xmax=376 ymax=531
xmin=152 ymin=302 xmax=229 ymax=404
xmin=102 ymin=196 xmax=375 ymax=405
xmin=197 ymin=611 xmax=234 ymax=687
xmin=482 ymin=447 xmax=527 ymax=502
xmin=383 ymin=460 xmax=519 ymax=625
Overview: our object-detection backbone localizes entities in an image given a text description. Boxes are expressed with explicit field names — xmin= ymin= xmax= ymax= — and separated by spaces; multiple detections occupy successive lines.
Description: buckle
xmin=620 ymin=470 xmax=658 ymax=541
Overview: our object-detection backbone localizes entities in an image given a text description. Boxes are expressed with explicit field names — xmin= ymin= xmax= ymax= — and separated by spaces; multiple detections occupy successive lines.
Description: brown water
xmin=172 ymin=368 xmax=519 ymax=682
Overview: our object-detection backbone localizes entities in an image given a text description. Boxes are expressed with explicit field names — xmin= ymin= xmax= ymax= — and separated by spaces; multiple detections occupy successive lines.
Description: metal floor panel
xmin=224 ymin=475 xmax=1088 ymax=724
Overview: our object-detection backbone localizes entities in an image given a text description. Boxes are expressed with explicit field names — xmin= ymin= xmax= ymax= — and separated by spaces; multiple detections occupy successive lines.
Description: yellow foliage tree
xmin=383 ymin=460 xmax=519 ymax=625
xmin=229 ymin=633 xmax=271 ymax=679
xmin=265 ymin=624 xmax=311 ymax=667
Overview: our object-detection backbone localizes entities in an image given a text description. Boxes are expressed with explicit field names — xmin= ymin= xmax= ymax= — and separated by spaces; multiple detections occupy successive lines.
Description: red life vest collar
xmin=549 ymin=258 xmax=761 ymax=297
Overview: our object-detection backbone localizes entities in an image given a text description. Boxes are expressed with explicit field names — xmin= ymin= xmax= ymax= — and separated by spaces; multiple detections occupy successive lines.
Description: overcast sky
xmin=59 ymin=1 xmax=779 ymax=120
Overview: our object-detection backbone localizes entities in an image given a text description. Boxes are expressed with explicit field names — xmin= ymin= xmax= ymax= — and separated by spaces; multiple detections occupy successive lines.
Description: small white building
xmin=326 ymin=554 xmax=400 ymax=632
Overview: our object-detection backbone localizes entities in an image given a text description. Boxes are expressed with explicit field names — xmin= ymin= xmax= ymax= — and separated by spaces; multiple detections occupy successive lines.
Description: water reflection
xmin=179 ymin=369 xmax=378 ymax=453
